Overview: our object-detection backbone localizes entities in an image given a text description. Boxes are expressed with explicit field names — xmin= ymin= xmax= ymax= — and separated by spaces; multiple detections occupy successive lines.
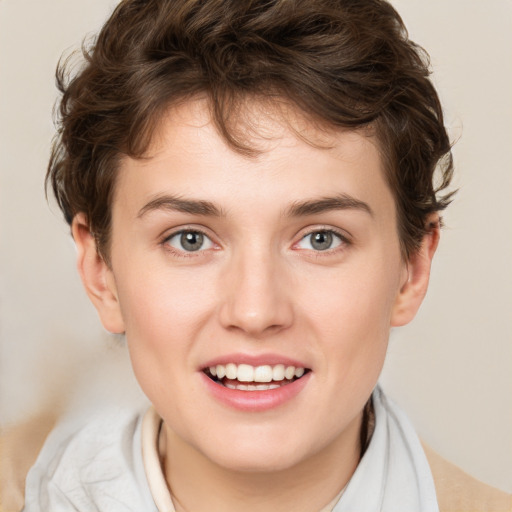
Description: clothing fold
xmin=332 ymin=387 xmax=438 ymax=511
xmin=23 ymin=386 xmax=438 ymax=512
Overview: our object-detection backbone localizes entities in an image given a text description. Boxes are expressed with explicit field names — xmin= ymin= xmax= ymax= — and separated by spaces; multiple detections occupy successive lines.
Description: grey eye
xmin=297 ymin=230 xmax=343 ymax=251
xmin=310 ymin=231 xmax=333 ymax=251
xmin=166 ymin=230 xmax=213 ymax=252
xmin=181 ymin=231 xmax=204 ymax=251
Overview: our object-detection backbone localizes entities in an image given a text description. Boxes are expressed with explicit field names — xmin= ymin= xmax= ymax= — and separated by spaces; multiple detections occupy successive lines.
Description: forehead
xmin=113 ymin=98 xmax=393 ymax=224
xmin=149 ymin=96 xmax=380 ymax=159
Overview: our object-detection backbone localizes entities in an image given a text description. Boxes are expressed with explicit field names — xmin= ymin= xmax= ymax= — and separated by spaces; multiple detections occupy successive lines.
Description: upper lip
xmin=201 ymin=353 xmax=310 ymax=370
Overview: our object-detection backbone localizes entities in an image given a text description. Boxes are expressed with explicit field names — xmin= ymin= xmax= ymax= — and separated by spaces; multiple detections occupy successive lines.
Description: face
xmin=77 ymin=99 xmax=432 ymax=474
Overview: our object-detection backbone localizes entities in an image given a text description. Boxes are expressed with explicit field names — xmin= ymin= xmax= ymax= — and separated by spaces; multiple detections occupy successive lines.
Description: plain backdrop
xmin=1 ymin=0 xmax=511 ymax=493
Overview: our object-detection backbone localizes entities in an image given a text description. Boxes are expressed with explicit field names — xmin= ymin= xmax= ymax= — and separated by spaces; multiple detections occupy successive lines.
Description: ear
xmin=391 ymin=214 xmax=440 ymax=327
xmin=71 ymin=213 xmax=125 ymax=334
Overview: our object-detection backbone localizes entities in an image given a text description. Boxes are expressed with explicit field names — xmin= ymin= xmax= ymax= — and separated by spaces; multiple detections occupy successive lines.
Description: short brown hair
xmin=47 ymin=0 xmax=454 ymax=261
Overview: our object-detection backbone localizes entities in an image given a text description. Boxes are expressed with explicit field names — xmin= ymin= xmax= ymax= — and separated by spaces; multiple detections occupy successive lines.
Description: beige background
xmin=1 ymin=0 xmax=511 ymax=493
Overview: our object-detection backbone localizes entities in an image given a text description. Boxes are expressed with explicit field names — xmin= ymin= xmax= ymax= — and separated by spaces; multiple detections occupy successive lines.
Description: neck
xmin=161 ymin=413 xmax=363 ymax=512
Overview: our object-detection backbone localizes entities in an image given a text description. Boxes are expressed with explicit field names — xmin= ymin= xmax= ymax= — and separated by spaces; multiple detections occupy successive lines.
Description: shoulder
xmin=423 ymin=444 xmax=512 ymax=512
xmin=0 ymin=411 xmax=56 ymax=512
xmin=3 ymin=406 xmax=155 ymax=512
xmin=25 ymin=406 xmax=152 ymax=511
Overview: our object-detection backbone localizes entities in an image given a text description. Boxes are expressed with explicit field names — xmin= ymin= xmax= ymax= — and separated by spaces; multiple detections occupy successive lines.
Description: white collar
xmin=141 ymin=407 xmax=344 ymax=512
xmin=141 ymin=407 xmax=176 ymax=512
xmin=140 ymin=387 xmax=436 ymax=512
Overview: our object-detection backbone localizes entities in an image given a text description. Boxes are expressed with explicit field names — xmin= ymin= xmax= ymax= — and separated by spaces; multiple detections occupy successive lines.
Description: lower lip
xmin=201 ymin=372 xmax=311 ymax=412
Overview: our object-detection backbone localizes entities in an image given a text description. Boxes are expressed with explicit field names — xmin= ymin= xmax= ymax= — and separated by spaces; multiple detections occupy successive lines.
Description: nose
xmin=218 ymin=247 xmax=294 ymax=337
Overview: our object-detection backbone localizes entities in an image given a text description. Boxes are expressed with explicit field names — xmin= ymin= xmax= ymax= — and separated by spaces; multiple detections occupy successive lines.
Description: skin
xmin=73 ymin=99 xmax=439 ymax=512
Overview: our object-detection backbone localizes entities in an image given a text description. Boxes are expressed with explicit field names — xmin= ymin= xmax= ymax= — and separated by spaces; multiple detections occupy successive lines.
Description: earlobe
xmin=391 ymin=215 xmax=440 ymax=327
xmin=71 ymin=213 xmax=125 ymax=334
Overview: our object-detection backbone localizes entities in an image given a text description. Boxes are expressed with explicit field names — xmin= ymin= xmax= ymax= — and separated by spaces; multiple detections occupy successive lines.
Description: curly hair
xmin=47 ymin=0 xmax=454 ymax=261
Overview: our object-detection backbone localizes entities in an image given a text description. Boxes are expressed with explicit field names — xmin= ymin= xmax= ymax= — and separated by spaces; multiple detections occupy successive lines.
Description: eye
xmin=165 ymin=230 xmax=214 ymax=252
xmin=296 ymin=230 xmax=345 ymax=251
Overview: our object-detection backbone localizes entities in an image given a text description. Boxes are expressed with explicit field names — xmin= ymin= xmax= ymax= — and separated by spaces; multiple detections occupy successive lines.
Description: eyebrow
xmin=137 ymin=193 xmax=373 ymax=220
xmin=285 ymin=194 xmax=373 ymax=218
xmin=137 ymin=194 xmax=225 ymax=218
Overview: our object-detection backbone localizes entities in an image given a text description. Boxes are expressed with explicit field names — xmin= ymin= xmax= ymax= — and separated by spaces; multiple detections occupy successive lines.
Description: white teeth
xmin=216 ymin=364 xmax=226 ymax=379
xmin=237 ymin=364 xmax=254 ymax=382
xmin=284 ymin=366 xmax=295 ymax=380
xmin=272 ymin=364 xmax=285 ymax=381
xmin=208 ymin=363 xmax=306 ymax=384
xmin=225 ymin=363 xmax=237 ymax=380
xmin=225 ymin=382 xmax=285 ymax=391
xmin=254 ymin=365 xmax=273 ymax=382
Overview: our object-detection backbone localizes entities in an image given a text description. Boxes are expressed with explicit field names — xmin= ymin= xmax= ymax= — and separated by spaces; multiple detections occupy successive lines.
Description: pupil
xmin=311 ymin=231 xmax=332 ymax=251
xmin=181 ymin=231 xmax=203 ymax=251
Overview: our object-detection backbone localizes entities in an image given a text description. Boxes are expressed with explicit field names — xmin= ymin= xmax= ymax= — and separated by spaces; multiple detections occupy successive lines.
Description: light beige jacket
xmin=1 ymin=413 xmax=511 ymax=512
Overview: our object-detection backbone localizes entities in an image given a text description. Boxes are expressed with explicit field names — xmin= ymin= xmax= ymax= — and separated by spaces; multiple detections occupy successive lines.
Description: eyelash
xmin=294 ymin=228 xmax=351 ymax=255
xmin=160 ymin=226 xmax=351 ymax=259
xmin=161 ymin=228 xmax=216 ymax=258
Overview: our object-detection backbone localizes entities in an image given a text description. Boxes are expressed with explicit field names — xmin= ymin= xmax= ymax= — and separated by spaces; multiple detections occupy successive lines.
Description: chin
xmin=207 ymin=446 xmax=308 ymax=474
xmin=193 ymin=426 xmax=318 ymax=474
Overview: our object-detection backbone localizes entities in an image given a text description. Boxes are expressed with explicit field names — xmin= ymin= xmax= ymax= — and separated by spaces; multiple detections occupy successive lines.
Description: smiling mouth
xmin=204 ymin=363 xmax=310 ymax=391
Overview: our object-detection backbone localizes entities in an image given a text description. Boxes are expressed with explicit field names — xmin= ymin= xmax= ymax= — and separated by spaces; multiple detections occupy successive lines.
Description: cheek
xmin=117 ymin=262 xmax=214 ymax=337
xmin=113 ymin=267 xmax=214 ymax=416
xmin=112 ymin=263 xmax=218 ymax=389
xmin=299 ymin=265 xmax=397 ymax=429
xmin=306 ymin=266 xmax=398 ymax=334
xmin=300 ymin=257 xmax=401 ymax=371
